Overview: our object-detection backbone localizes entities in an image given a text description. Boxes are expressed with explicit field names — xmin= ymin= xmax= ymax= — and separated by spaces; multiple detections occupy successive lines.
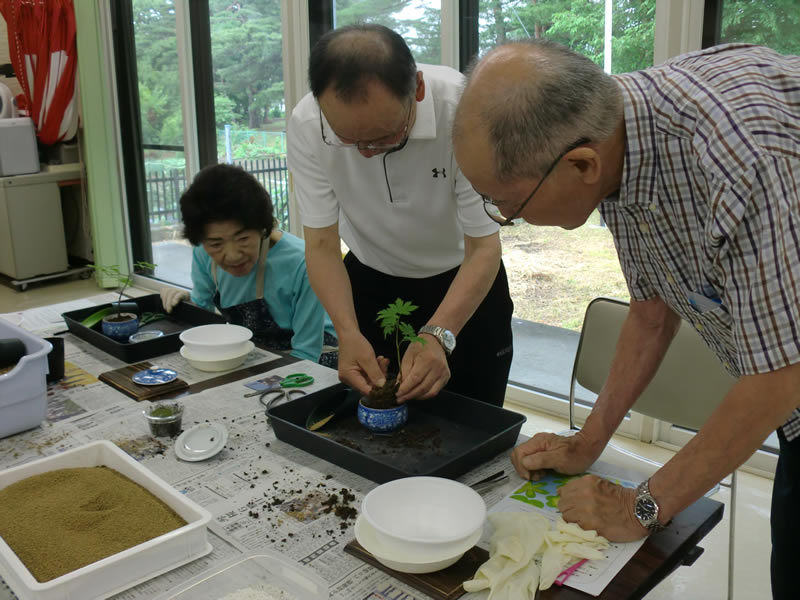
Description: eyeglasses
xmin=319 ymin=100 xmax=413 ymax=151
xmin=482 ymin=138 xmax=591 ymax=226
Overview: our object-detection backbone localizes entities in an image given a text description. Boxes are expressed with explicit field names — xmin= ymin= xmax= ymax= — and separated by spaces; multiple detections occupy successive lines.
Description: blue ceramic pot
xmin=101 ymin=312 xmax=139 ymax=342
xmin=357 ymin=399 xmax=408 ymax=433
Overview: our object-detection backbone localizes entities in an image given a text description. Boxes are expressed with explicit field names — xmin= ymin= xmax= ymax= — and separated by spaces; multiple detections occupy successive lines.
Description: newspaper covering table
xmin=0 ymin=297 xmax=653 ymax=600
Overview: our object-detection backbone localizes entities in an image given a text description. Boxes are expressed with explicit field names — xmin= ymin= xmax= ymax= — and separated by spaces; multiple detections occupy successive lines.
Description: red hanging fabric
xmin=1 ymin=0 xmax=79 ymax=144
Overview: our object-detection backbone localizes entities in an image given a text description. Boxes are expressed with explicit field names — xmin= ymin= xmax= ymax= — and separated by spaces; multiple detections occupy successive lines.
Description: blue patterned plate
xmin=132 ymin=367 xmax=179 ymax=386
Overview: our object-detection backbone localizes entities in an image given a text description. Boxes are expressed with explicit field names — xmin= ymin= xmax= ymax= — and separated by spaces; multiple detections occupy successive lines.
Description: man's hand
xmin=337 ymin=331 xmax=388 ymax=396
xmin=511 ymin=432 xmax=600 ymax=481
xmin=160 ymin=288 xmax=189 ymax=313
xmin=557 ymin=475 xmax=649 ymax=542
xmin=395 ymin=337 xmax=451 ymax=403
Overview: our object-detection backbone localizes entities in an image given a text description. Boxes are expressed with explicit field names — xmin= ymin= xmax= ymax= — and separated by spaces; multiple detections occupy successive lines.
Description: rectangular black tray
xmin=268 ymin=384 xmax=526 ymax=484
xmin=62 ymin=294 xmax=225 ymax=363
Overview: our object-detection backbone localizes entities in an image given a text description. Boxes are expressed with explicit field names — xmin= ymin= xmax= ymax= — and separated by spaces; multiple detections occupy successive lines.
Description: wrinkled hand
xmin=511 ymin=432 xmax=599 ymax=481
xmin=337 ymin=331 xmax=389 ymax=396
xmin=558 ymin=475 xmax=648 ymax=542
xmin=395 ymin=336 xmax=450 ymax=403
xmin=160 ymin=288 xmax=190 ymax=313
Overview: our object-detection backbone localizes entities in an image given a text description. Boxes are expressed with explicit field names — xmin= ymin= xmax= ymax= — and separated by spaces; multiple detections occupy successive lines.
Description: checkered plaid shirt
xmin=598 ymin=44 xmax=800 ymax=440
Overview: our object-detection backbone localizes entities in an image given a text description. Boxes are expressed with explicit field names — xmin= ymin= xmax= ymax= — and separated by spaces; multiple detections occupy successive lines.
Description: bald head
xmin=309 ymin=24 xmax=416 ymax=103
xmin=454 ymin=39 xmax=623 ymax=183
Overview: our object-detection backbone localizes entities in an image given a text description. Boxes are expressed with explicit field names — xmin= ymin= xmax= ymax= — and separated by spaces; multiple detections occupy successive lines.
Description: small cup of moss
xmin=143 ymin=402 xmax=184 ymax=437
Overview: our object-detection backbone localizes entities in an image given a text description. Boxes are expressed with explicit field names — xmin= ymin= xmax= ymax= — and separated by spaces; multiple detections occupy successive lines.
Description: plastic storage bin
xmin=0 ymin=319 xmax=51 ymax=439
xmin=0 ymin=440 xmax=213 ymax=600
xmin=157 ymin=552 xmax=329 ymax=600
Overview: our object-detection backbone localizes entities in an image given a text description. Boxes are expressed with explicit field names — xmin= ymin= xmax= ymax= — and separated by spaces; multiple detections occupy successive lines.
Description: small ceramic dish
xmin=132 ymin=367 xmax=178 ymax=386
xmin=180 ymin=341 xmax=254 ymax=372
xmin=175 ymin=422 xmax=228 ymax=462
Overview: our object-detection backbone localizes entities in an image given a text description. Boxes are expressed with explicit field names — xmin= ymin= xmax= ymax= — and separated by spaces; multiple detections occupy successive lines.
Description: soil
xmin=362 ymin=375 xmax=400 ymax=409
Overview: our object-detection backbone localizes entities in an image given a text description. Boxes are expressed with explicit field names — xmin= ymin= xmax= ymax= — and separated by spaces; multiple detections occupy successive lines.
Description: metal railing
xmin=144 ymin=155 xmax=290 ymax=230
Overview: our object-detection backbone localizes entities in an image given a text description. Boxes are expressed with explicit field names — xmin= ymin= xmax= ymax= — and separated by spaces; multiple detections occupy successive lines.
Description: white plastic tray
xmin=156 ymin=551 xmax=329 ymax=600
xmin=0 ymin=440 xmax=213 ymax=600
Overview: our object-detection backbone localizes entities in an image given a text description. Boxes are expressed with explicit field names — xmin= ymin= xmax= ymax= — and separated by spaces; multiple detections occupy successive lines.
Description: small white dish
xmin=132 ymin=367 xmax=178 ymax=386
xmin=175 ymin=422 xmax=228 ymax=462
xmin=354 ymin=515 xmax=480 ymax=574
xmin=180 ymin=341 xmax=254 ymax=372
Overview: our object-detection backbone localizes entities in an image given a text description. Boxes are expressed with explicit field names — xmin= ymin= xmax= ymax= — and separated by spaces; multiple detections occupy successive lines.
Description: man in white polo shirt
xmin=287 ymin=24 xmax=513 ymax=406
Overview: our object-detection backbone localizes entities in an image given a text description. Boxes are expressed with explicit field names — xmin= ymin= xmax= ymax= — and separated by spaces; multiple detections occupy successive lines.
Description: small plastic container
xmin=156 ymin=551 xmax=329 ymax=600
xmin=143 ymin=402 xmax=184 ymax=437
xmin=0 ymin=319 xmax=51 ymax=439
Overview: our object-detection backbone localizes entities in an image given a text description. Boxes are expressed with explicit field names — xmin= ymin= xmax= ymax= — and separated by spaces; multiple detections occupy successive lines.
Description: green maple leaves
xmin=376 ymin=298 xmax=426 ymax=375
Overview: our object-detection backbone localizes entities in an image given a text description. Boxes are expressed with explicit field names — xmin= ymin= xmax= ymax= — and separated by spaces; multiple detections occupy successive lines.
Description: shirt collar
xmin=408 ymin=69 xmax=437 ymax=140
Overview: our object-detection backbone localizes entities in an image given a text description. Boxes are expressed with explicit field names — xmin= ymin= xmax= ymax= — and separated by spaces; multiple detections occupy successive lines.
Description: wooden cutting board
xmin=344 ymin=538 xmax=489 ymax=600
xmin=99 ymin=361 xmax=188 ymax=401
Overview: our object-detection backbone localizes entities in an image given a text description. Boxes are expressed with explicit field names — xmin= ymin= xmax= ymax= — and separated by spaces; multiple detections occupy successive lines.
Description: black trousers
xmin=771 ymin=428 xmax=800 ymax=599
xmin=344 ymin=252 xmax=514 ymax=406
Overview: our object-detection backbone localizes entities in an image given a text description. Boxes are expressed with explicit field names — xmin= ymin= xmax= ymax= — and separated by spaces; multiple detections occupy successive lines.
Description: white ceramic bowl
xmin=361 ymin=476 xmax=486 ymax=557
xmin=180 ymin=341 xmax=253 ymax=372
xmin=354 ymin=515 xmax=481 ymax=574
xmin=178 ymin=324 xmax=253 ymax=360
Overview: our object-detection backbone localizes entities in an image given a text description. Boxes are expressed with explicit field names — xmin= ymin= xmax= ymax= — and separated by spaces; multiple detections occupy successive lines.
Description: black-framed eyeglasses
xmin=482 ymin=137 xmax=591 ymax=226
xmin=319 ymin=100 xmax=413 ymax=151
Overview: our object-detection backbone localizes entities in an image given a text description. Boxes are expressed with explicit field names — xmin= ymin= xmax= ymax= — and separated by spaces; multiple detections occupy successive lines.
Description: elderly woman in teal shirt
xmin=162 ymin=164 xmax=337 ymax=365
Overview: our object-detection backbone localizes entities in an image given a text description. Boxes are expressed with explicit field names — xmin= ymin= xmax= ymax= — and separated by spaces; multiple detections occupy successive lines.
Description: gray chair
xmin=569 ymin=297 xmax=737 ymax=600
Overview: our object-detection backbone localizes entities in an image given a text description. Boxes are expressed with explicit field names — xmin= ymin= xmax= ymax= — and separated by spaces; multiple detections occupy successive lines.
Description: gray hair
xmin=461 ymin=39 xmax=623 ymax=182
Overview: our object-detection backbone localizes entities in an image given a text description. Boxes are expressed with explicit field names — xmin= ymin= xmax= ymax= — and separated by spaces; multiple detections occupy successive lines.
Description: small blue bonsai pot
xmin=101 ymin=312 xmax=139 ymax=342
xmin=357 ymin=399 xmax=408 ymax=433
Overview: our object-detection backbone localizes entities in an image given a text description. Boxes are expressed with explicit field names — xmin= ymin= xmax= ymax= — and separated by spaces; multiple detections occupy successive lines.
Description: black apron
xmin=211 ymin=234 xmax=338 ymax=367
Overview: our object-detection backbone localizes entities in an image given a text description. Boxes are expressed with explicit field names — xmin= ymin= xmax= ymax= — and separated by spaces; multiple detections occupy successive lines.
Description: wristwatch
xmin=418 ymin=325 xmax=456 ymax=355
xmin=634 ymin=478 xmax=670 ymax=533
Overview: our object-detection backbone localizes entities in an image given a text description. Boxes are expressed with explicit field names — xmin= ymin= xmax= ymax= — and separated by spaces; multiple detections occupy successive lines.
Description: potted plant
xmin=84 ymin=261 xmax=156 ymax=342
xmin=358 ymin=298 xmax=426 ymax=433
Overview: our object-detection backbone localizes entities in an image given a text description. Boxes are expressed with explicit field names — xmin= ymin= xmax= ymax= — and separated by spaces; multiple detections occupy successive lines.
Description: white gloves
xmin=160 ymin=288 xmax=190 ymax=313
xmin=463 ymin=513 xmax=609 ymax=598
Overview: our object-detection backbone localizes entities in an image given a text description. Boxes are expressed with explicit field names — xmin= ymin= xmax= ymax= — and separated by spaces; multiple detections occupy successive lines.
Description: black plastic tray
xmin=62 ymin=294 xmax=225 ymax=363
xmin=268 ymin=384 xmax=526 ymax=484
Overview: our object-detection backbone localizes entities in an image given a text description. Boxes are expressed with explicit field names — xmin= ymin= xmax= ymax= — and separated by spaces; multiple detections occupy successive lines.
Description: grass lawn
xmin=500 ymin=211 xmax=630 ymax=330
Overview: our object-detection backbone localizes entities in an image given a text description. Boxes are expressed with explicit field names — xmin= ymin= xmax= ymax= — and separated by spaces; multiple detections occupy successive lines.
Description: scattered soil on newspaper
xmin=0 ymin=466 xmax=186 ymax=582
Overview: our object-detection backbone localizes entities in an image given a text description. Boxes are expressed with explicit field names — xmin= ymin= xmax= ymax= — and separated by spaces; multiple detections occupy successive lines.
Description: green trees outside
xmin=132 ymin=0 xmax=797 ymax=157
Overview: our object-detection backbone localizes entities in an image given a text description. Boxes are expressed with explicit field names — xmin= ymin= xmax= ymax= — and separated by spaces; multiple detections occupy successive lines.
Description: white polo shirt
xmin=287 ymin=64 xmax=499 ymax=279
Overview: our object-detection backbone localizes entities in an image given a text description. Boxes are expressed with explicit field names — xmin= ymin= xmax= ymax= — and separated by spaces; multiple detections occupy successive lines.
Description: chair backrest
xmin=571 ymin=297 xmax=737 ymax=430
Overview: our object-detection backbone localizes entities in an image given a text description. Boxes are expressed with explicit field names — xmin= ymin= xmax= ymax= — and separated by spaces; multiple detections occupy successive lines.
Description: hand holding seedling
xmin=336 ymin=329 xmax=390 ymax=397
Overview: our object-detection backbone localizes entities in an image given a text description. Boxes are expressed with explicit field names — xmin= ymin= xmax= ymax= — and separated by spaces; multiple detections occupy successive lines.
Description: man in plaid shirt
xmin=454 ymin=41 xmax=799 ymax=598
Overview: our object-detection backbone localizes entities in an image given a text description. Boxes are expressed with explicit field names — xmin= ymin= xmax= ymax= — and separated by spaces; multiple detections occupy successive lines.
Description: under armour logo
xmin=432 ymin=168 xmax=447 ymax=178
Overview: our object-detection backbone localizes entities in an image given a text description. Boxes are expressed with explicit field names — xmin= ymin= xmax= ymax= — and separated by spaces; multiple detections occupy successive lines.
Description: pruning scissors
xmin=246 ymin=373 xmax=315 ymax=412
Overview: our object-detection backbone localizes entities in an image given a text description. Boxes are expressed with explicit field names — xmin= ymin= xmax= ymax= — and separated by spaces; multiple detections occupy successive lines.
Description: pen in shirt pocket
xmin=687 ymin=287 xmax=722 ymax=313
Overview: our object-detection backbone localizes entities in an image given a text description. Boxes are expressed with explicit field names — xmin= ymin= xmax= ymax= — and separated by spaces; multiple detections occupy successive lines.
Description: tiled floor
xmin=1 ymin=277 xmax=774 ymax=599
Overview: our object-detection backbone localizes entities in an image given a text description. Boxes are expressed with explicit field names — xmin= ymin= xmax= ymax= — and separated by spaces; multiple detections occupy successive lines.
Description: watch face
xmin=635 ymin=498 xmax=657 ymax=521
xmin=441 ymin=329 xmax=456 ymax=351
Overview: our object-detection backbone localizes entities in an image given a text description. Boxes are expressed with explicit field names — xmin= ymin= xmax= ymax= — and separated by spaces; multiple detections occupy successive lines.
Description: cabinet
xmin=0 ymin=163 xmax=80 ymax=282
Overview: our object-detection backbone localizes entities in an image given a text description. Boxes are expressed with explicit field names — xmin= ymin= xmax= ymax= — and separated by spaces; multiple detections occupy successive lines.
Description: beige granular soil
xmin=0 ymin=465 xmax=186 ymax=582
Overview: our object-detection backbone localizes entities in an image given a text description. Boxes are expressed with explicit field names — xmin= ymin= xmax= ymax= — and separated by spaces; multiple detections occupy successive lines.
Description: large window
xmin=475 ymin=1 xmax=654 ymax=406
xmin=123 ymin=0 xmax=289 ymax=289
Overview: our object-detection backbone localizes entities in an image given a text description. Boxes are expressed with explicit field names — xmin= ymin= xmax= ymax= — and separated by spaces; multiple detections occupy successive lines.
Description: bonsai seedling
xmin=363 ymin=298 xmax=426 ymax=409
